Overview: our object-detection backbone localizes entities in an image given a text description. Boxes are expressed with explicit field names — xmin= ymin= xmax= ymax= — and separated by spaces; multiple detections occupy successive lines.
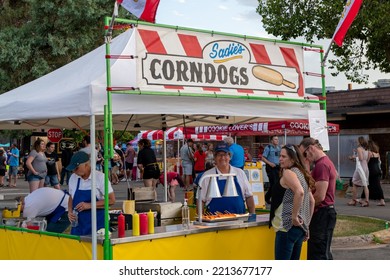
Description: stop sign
xmin=47 ymin=128 xmax=63 ymax=143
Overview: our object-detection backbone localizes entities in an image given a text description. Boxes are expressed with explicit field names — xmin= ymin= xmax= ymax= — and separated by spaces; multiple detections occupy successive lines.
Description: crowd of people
xmin=1 ymin=133 xmax=387 ymax=259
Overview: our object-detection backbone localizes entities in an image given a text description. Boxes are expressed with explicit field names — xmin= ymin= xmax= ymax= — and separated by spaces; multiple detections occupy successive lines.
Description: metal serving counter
xmin=106 ymin=214 xmax=270 ymax=245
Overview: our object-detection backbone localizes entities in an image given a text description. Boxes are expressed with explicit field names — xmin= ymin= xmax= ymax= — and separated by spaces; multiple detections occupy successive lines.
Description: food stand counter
xmin=1 ymin=214 xmax=307 ymax=260
xmin=82 ymin=214 xmax=307 ymax=260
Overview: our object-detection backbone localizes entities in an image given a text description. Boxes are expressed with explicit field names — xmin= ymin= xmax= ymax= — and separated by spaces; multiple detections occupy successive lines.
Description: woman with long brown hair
xmin=363 ymin=140 xmax=385 ymax=206
xmin=137 ymin=138 xmax=160 ymax=201
xmin=348 ymin=136 xmax=369 ymax=207
xmin=26 ymin=138 xmax=48 ymax=193
xmin=270 ymin=144 xmax=315 ymax=260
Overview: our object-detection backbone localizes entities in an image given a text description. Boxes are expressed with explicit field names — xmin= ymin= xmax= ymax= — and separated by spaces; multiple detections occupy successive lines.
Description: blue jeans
xmin=275 ymin=226 xmax=305 ymax=260
xmin=60 ymin=168 xmax=71 ymax=185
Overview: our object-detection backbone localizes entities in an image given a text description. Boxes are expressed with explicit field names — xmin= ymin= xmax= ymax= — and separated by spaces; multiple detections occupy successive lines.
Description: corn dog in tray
xmin=201 ymin=211 xmax=249 ymax=223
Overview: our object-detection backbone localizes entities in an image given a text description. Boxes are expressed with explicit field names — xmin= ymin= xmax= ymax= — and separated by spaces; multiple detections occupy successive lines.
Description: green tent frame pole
xmin=320 ymin=48 xmax=327 ymax=111
xmin=103 ymin=16 xmax=114 ymax=260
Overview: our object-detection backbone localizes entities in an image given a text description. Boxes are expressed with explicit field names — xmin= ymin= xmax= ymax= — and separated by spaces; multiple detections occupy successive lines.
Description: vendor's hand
xmin=68 ymin=211 xmax=76 ymax=222
xmin=75 ymin=202 xmax=91 ymax=212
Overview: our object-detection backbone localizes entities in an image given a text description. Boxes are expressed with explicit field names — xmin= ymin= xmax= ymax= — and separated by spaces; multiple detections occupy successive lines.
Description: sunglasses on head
xmin=284 ymin=144 xmax=296 ymax=154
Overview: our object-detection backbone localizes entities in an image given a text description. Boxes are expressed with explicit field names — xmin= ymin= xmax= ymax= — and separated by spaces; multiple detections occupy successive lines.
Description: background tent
xmin=138 ymin=127 xmax=226 ymax=141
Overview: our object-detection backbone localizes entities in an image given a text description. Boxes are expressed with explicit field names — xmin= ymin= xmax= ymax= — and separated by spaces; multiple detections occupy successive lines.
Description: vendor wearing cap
xmin=66 ymin=151 xmax=116 ymax=236
xmin=197 ymin=143 xmax=255 ymax=215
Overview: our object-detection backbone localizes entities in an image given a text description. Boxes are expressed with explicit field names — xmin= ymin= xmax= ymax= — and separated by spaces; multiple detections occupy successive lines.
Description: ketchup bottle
xmin=118 ymin=212 xmax=125 ymax=238
xmin=139 ymin=213 xmax=148 ymax=235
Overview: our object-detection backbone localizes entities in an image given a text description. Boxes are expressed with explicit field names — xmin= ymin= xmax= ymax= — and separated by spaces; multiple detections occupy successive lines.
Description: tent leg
xmin=90 ymin=115 xmax=97 ymax=260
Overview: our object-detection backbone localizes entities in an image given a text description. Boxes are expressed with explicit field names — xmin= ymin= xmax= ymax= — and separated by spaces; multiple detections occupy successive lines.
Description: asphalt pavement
xmin=1 ymin=176 xmax=390 ymax=260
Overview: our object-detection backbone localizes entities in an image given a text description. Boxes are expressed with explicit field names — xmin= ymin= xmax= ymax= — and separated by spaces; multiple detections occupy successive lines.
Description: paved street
xmin=1 ymin=176 xmax=390 ymax=260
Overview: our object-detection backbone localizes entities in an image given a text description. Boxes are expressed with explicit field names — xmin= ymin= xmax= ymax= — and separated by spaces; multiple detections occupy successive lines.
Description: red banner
xmin=186 ymin=120 xmax=339 ymax=136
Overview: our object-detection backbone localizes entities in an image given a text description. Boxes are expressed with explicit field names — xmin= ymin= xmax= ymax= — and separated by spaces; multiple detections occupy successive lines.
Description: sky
xmin=155 ymin=0 xmax=387 ymax=91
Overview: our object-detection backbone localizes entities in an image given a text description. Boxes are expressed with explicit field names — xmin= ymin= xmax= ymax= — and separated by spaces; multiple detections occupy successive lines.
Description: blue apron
xmin=45 ymin=190 xmax=67 ymax=223
xmin=207 ymin=170 xmax=246 ymax=214
xmin=71 ymin=178 xmax=105 ymax=236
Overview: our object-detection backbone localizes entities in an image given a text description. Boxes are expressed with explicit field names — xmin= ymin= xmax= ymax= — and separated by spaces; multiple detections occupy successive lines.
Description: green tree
xmin=0 ymin=0 xmax=134 ymax=94
xmin=256 ymin=0 xmax=390 ymax=83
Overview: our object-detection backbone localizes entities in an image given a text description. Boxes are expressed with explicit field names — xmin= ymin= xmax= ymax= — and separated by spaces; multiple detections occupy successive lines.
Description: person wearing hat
xmin=197 ymin=143 xmax=255 ymax=215
xmin=66 ymin=151 xmax=116 ymax=236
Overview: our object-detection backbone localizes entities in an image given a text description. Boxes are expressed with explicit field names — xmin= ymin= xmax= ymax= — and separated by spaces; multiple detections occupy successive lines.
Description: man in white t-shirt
xmin=66 ymin=151 xmax=116 ymax=235
xmin=21 ymin=187 xmax=70 ymax=233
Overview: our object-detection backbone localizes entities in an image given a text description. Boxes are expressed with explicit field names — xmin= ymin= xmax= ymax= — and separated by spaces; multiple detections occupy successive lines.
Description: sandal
xmin=347 ymin=199 xmax=357 ymax=206
xmin=361 ymin=200 xmax=369 ymax=207
xmin=377 ymin=203 xmax=385 ymax=206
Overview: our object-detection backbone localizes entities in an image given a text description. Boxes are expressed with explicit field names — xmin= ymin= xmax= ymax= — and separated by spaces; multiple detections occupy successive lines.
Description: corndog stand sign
xmin=138 ymin=26 xmax=304 ymax=96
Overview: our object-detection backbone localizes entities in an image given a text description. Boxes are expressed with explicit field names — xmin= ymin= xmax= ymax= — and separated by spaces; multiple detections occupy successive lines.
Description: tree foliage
xmin=256 ymin=0 xmax=390 ymax=83
xmin=0 ymin=0 xmax=133 ymax=93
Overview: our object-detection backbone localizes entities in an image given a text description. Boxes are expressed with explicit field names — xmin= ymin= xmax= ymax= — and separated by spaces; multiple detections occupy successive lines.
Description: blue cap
xmin=66 ymin=151 xmax=90 ymax=171
xmin=214 ymin=143 xmax=230 ymax=154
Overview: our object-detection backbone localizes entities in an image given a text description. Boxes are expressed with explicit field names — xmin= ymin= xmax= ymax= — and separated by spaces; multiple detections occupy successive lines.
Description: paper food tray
xmin=200 ymin=213 xmax=249 ymax=223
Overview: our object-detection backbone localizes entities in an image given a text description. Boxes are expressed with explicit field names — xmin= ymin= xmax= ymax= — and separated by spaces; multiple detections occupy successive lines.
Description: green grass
xmin=334 ymin=215 xmax=387 ymax=237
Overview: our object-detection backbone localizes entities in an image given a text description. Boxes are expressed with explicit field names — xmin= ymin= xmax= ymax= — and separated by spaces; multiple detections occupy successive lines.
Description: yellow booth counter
xmin=1 ymin=214 xmax=307 ymax=260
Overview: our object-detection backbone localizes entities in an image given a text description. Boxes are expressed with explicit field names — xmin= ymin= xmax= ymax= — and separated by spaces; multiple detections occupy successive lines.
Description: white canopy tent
xmin=0 ymin=24 xmax=320 ymax=130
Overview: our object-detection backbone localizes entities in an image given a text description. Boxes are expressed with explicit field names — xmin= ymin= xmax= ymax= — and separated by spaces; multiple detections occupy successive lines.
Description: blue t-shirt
xmin=262 ymin=145 xmax=281 ymax=165
xmin=229 ymin=143 xmax=245 ymax=168
xmin=9 ymin=147 xmax=20 ymax=167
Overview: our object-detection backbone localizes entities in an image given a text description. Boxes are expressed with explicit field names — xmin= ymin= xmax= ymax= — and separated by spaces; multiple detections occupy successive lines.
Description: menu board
xmin=244 ymin=162 xmax=266 ymax=209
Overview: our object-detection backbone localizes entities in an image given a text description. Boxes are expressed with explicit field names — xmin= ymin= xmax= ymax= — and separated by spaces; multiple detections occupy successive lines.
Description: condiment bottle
xmin=71 ymin=208 xmax=78 ymax=227
xmin=182 ymin=198 xmax=190 ymax=229
xmin=118 ymin=212 xmax=125 ymax=238
xmin=147 ymin=209 xmax=155 ymax=234
xmin=139 ymin=213 xmax=148 ymax=235
xmin=132 ymin=211 xmax=140 ymax=236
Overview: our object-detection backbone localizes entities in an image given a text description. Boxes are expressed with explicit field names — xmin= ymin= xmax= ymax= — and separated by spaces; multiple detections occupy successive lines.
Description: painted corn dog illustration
xmin=252 ymin=65 xmax=296 ymax=89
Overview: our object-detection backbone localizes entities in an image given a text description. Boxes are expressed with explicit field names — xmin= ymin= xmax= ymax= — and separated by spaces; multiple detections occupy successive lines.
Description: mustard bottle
xmin=132 ymin=211 xmax=140 ymax=236
xmin=147 ymin=209 xmax=155 ymax=234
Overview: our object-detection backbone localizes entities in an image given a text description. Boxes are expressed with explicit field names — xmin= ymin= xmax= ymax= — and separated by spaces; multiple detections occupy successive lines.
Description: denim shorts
xmin=9 ymin=166 xmax=18 ymax=176
xmin=27 ymin=174 xmax=45 ymax=182
xmin=45 ymin=174 xmax=59 ymax=186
